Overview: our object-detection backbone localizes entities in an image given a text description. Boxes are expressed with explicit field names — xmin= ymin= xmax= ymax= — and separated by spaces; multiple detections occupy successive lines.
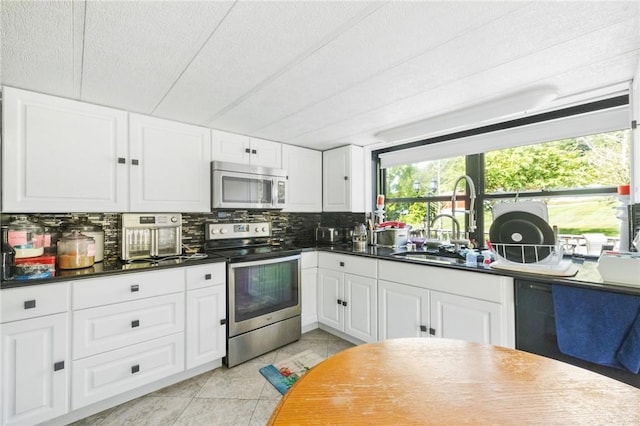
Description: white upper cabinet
xmin=211 ymin=129 xmax=282 ymax=169
xmin=249 ymin=137 xmax=282 ymax=169
xmin=322 ymin=145 xmax=365 ymax=212
xmin=2 ymin=87 xmax=128 ymax=212
xmin=129 ymin=114 xmax=211 ymax=212
xmin=282 ymin=144 xmax=322 ymax=212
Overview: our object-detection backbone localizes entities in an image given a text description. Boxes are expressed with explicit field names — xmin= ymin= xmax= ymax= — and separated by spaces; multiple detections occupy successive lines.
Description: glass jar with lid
xmin=7 ymin=216 xmax=44 ymax=258
xmin=61 ymin=216 xmax=105 ymax=262
xmin=57 ymin=230 xmax=95 ymax=269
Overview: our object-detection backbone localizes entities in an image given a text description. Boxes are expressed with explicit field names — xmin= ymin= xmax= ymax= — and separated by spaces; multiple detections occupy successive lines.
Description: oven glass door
xmin=228 ymin=254 xmax=301 ymax=336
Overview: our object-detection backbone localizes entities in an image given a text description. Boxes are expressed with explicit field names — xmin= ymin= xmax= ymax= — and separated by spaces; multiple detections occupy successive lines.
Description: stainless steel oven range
xmin=205 ymin=222 xmax=301 ymax=367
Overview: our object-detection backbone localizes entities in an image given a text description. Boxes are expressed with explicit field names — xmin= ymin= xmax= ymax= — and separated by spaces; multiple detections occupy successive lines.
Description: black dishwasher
xmin=515 ymin=279 xmax=640 ymax=388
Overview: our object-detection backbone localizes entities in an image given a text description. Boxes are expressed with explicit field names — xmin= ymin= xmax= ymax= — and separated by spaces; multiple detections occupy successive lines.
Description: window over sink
xmin=374 ymin=96 xmax=632 ymax=253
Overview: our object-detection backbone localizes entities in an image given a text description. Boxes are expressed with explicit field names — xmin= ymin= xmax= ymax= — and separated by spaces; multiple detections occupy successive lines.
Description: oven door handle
xmin=228 ymin=253 xmax=301 ymax=269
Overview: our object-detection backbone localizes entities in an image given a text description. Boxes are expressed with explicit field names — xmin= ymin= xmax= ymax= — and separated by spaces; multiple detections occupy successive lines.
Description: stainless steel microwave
xmin=211 ymin=161 xmax=287 ymax=210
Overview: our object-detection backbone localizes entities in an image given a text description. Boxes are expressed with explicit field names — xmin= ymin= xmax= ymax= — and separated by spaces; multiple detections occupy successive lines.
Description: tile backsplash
xmin=2 ymin=211 xmax=366 ymax=263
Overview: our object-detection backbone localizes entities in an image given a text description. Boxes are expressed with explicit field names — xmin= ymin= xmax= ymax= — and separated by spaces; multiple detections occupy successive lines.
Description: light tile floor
xmin=71 ymin=329 xmax=354 ymax=426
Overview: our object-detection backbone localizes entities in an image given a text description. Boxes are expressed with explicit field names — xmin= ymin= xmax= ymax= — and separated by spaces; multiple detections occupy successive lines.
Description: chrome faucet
xmin=451 ymin=175 xmax=477 ymax=235
xmin=430 ymin=213 xmax=460 ymax=241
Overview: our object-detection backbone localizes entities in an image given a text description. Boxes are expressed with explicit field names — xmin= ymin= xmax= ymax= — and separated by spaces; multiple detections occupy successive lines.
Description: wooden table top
xmin=268 ymin=338 xmax=640 ymax=425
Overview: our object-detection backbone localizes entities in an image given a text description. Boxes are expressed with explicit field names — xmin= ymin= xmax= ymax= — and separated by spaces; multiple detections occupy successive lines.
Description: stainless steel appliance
xmin=211 ymin=161 xmax=287 ymax=210
xmin=120 ymin=213 xmax=182 ymax=260
xmin=315 ymin=226 xmax=340 ymax=244
xmin=205 ymin=222 xmax=301 ymax=367
xmin=376 ymin=227 xmax=409 ymax=247
xmin=515 ymin=280 xmax=640 ymax=388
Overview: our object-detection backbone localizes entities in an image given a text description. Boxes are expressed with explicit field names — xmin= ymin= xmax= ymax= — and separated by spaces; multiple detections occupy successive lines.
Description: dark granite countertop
xmin=311 ymin=243 xmax=640 ymax=296
xmin=4 ymin=244 xmax=639 ymax=296
xmin=1 ymin=253 xmax=227 ymax=289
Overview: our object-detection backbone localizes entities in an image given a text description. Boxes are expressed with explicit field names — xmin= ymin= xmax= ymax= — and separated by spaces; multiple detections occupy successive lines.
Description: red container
xmin=14 ymin=255 xmax=56 ymax=280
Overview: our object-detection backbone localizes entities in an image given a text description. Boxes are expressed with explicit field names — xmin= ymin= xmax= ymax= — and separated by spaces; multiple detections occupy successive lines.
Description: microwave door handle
xmin=272 ymin=178 xmax=277 ymax=207
xmin=150 ymin=228 xmax=158 ymax=257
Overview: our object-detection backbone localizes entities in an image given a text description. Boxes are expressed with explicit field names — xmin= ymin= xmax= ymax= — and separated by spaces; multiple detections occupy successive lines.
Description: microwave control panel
xmin=206 ymin=222 xmax=271 ymax=240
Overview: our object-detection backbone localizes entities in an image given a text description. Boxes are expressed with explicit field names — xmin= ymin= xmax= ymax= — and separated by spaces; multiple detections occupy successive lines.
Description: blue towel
xmin=617 ymin=310 xmax=640 ymax=373
xmin=552 ymin=284 xmax=640 ymax=373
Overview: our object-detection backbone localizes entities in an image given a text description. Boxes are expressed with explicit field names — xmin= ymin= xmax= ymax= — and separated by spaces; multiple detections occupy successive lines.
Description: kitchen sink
xmin=390 ymin=251 xmax=466 ymax=265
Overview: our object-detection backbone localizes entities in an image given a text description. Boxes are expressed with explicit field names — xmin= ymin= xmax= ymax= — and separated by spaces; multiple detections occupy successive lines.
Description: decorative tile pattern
xmin=3 ymin=211 xmax=365 ymax=264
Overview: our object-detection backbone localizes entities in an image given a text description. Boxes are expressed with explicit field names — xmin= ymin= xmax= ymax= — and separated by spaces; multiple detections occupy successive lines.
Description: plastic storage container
xmin=14 ymin=255 xmax=56 ymax=280
xmin=61 ymin=216 xmax=104 ymax=262
xmin=57 ymin=230 xmax=95 ymax=269
xmin=7 ymin=216 xmax=44 ymax=258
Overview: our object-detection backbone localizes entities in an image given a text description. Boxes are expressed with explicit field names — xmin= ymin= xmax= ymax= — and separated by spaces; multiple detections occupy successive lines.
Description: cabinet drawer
xmin=71 ymin=333 xmax=184 ymax=409
xmin=1 ymin=282 xmax=70 ymax=323
xmin=73 ymin=269 xmax=184 ymax=309
xmin=318 ymin=252 xmax=377 ymax=278
xmin=73 ymin=293 xmax=184 ymax=359
xmin=185 ymin=262 xmax=226 ymax=290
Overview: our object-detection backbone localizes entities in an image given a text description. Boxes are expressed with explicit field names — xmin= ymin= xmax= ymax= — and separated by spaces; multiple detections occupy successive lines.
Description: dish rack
xmin=489 ymin=241 xmax=564 ymax=266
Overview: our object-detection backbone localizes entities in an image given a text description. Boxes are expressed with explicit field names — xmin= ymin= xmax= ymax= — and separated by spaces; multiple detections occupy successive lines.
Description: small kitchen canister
xmin=7 ymin=216 xmax=44 ymax=258
xmin=57 ymin=230 xmax=95 ymax=269
xmin=61 ymin=216 xmax=105 ymax=262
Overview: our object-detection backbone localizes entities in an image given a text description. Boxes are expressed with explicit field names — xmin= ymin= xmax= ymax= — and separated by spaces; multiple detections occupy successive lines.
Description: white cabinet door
xmin=211 ymin=129 xmax=251 ymax=164
xmin=282 ymin=144 xmax=322 ymax=212
xmin=249 ymin=137 xmax=282 ymax=168
xmin=343 ymin=273 xmax=377 ymax=343
xmin=2 ymin=86 xmax=127 ymax=212
xmin=129 ymin=113 xmax=211 ymax=212
xmin=322 ymin=145 xmax=364 ymax=212
xmin=317 ymin=268 xmax=343 ymax=330
xmin=210 ymin=131 xmax=281 ymax=168
xmin=430 ymin=290 xmax=502 ymax=345
xmin=2 ymin=313 xmax=68 ymax=426
xmin=378 ymin=280 xmax=429 ymax=340
xmin=186 ymin=285 xmax=226 ymax=369
xmin=301 ymin=267 xmax=318 ymax=330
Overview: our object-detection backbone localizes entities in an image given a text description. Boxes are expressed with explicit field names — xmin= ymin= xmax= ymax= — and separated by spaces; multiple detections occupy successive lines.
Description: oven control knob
xmin=261 ymin=227 xmax=267 ymax=233
xmin=220 ymin=229 xmax=228 ymax=234
xmin=170 ymin=216 xmax=178 ymax=223
xmin=210 ymin=228 xmax=218 ymax=235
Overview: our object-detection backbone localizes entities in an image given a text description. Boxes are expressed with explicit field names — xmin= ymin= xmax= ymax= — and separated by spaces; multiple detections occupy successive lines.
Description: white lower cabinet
xmin=185 ymin=263 xmax=227 ymax=369
xmin=378 ymin=280 xmax=429 ymax=340
xmin=70 ymin=270 xmax=188 ymax=412
xmin=186 ymin=285 xmax=226 ymax=369
xmin=377 ymin=260 xmax=515 ymax=347
xmin=301 ymin=252 xmax=318 ymax=330
xmin=317 ymin=253 xmax=377 ymax=343
xmin=72 ymin=333 xmax=184 ymax=409
xmin=1 ymin=313 xmax=69 ymax=426
xmin=430 ymin=290 xmax=502 ymax=344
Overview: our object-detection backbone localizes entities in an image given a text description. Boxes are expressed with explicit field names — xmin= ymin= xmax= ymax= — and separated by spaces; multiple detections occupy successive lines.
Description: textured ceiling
xmin=2 ymin=1 xmax=639 ymax=151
